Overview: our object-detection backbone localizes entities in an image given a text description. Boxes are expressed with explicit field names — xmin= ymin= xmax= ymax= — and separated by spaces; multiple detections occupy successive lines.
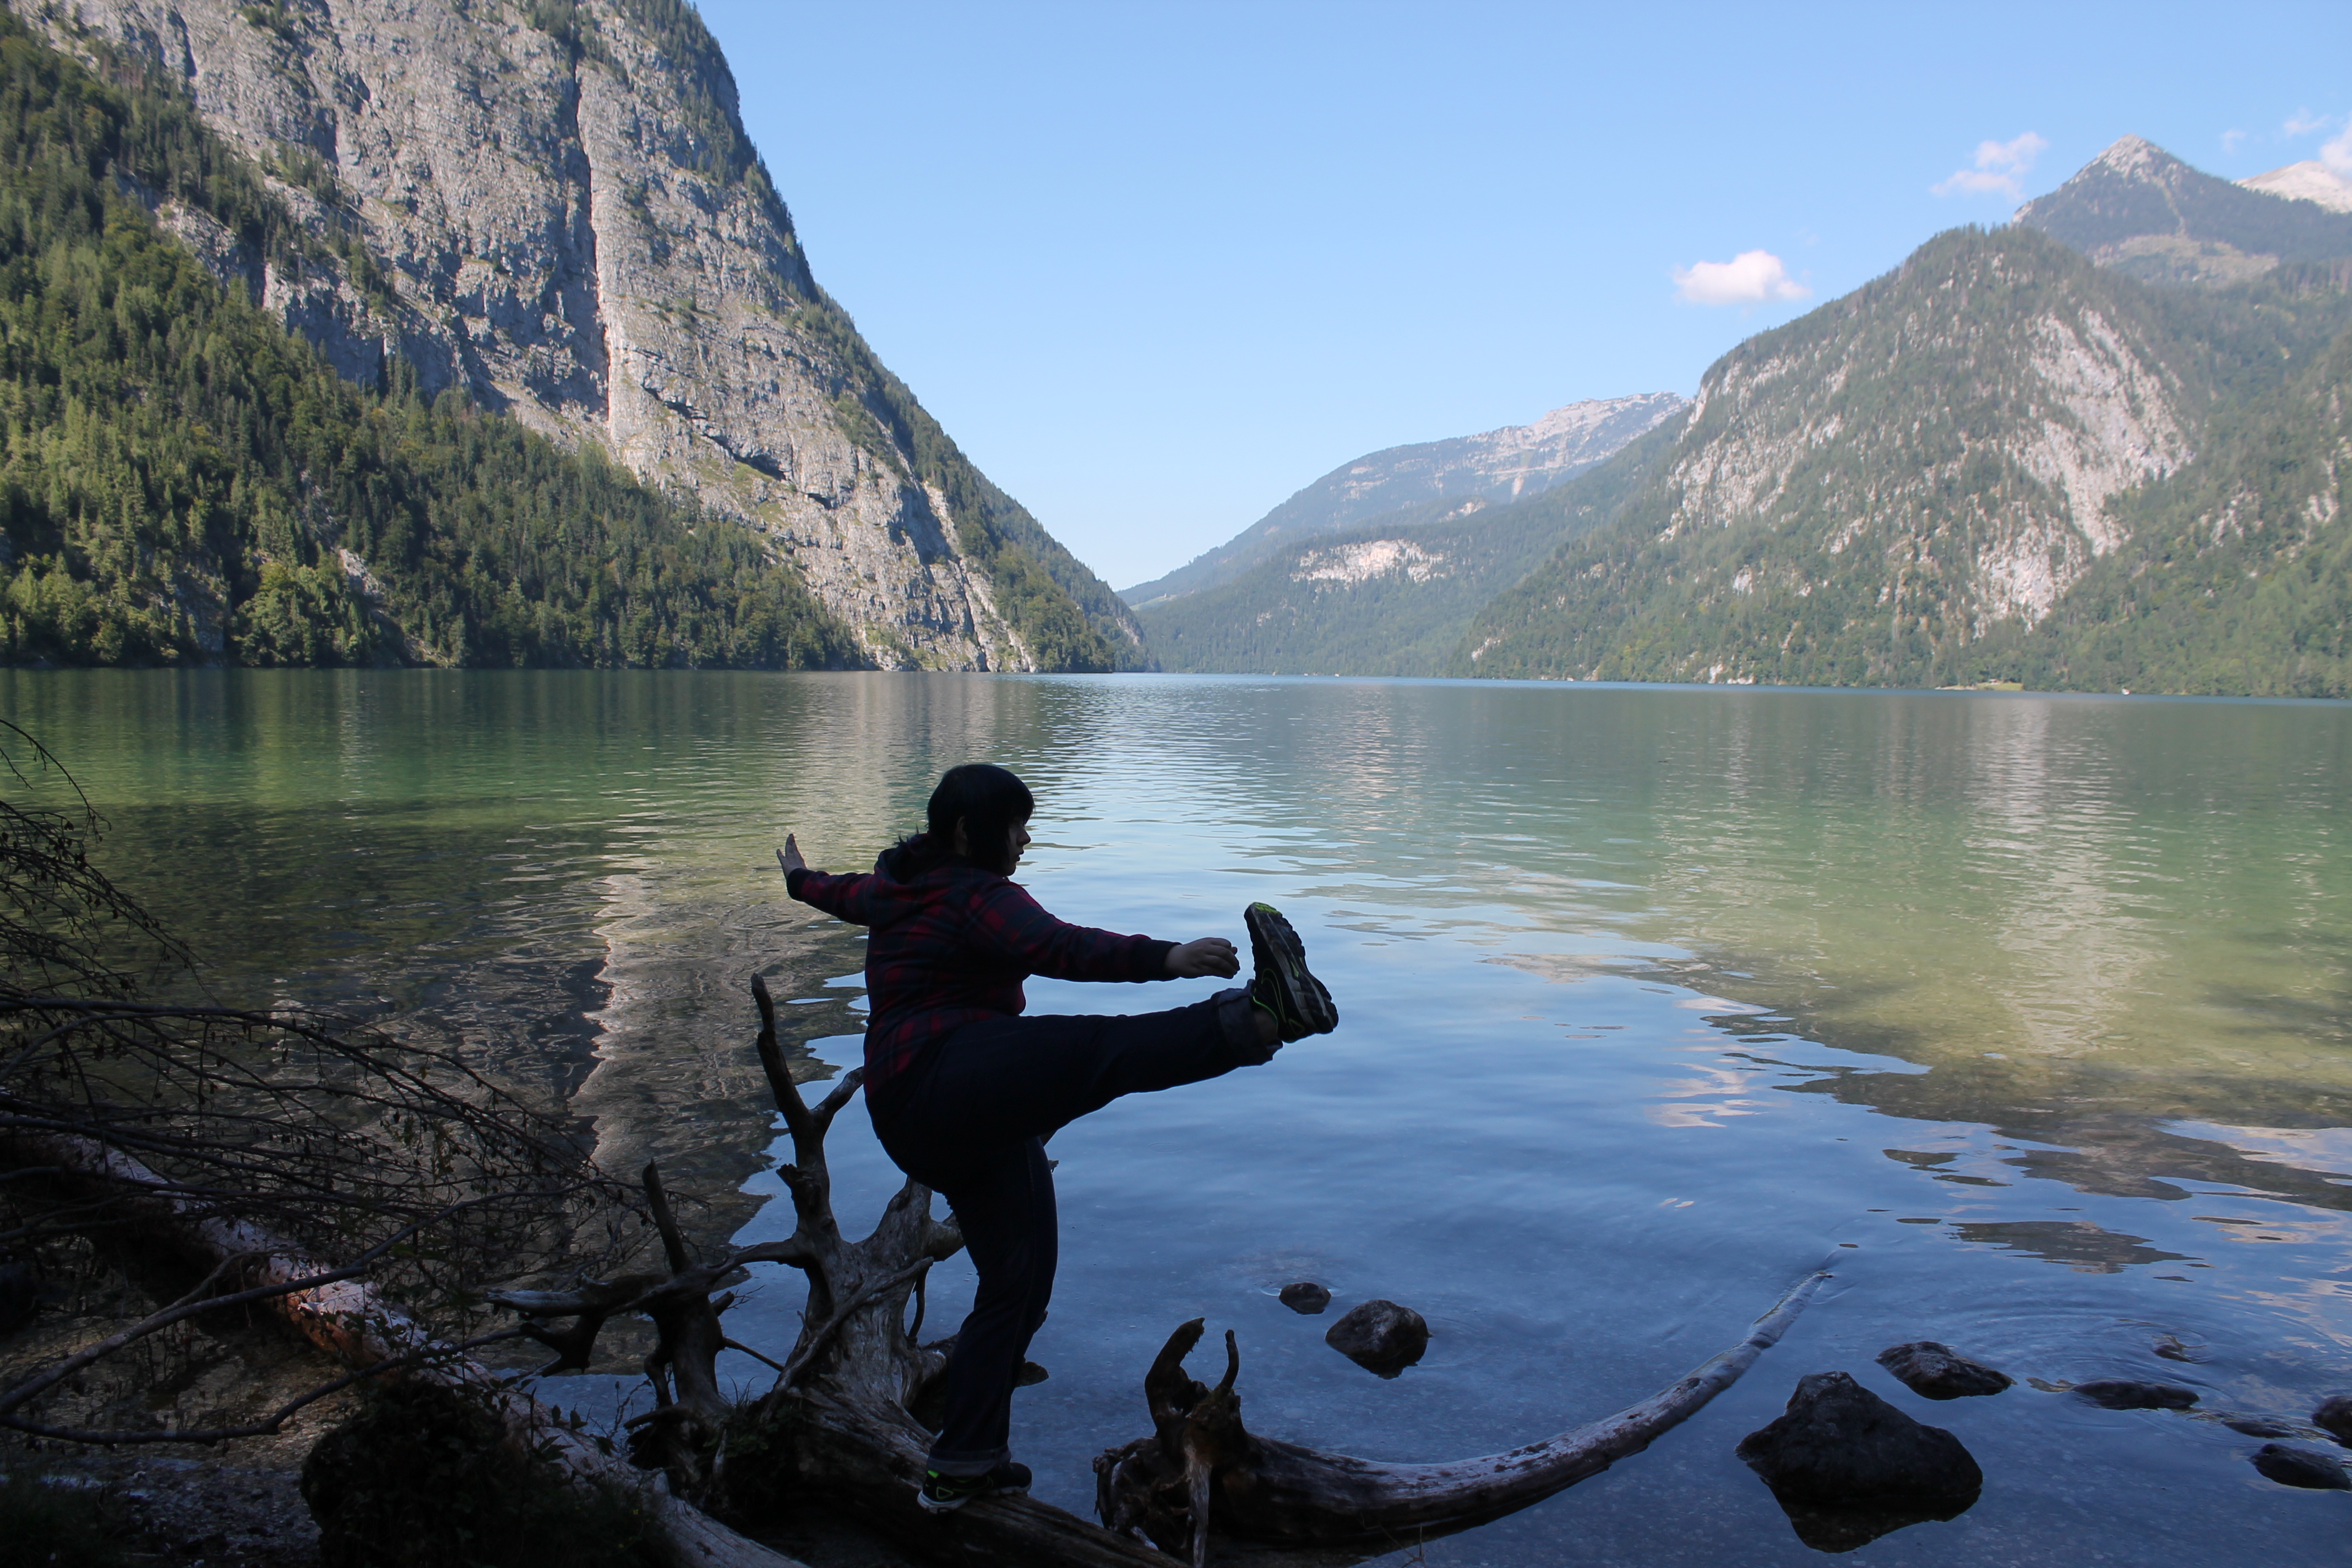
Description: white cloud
xmin=2327 ymin=122 xmax=2352 ymax=176
xmin=1672 ymin=251 xmax=1811 ymax=307
xmin=1931 ymin=131 xmax=2048 ymax=198
xmin=2222 ymin=128 xmax=2249 ymax=155
xmin=2285 ymin=109 xmax=2331 ymax=137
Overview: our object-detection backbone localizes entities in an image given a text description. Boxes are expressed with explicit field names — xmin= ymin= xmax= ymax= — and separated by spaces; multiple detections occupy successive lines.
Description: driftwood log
xmin=489 ymin=979 xmax=1828 ymax=1567
xmin=1096 ymin=1276 xmax=1826 ymax=1566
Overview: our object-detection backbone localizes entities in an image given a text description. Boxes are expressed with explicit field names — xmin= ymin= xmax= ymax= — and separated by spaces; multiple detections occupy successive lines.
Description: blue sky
xmin=699 ymin=1 xmax=2352 ymax=591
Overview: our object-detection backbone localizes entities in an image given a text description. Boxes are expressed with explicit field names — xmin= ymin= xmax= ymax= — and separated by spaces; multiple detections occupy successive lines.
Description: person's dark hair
xmin=886 ymin=764 xmax=1034 ymax=875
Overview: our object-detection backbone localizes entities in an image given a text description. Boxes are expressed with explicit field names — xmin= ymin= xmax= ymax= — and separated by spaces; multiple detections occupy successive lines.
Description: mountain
xmin=1451 ymin=220 xmax=2352 ymax=694
xmin=2242 ymin=161 xmax=2352 ymax=214
xmin=1119 ymin=392 xmax=1682 ymax=608
xmin=0 ymin=8 xmax=863 ymax=669
xmin=2017 ymin=314 xmax=2352 ymax=695
xmin=2014 ymin=134 xmax=2352 ymax=286
xmin=8 ymin=0 xmax=1136 ymax=671
xmin=1135 ymin=421 xmax=1680 ymax=675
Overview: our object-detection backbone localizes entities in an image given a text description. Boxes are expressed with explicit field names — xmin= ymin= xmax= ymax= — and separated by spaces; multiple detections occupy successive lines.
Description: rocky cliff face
xmin=1120 ymin=391 xmax=1683 ymax=607
xmin=15 ymin=0 xmax=1136 ymax=671
xmin=1659 ymin=235 xmax=2191 ymax=627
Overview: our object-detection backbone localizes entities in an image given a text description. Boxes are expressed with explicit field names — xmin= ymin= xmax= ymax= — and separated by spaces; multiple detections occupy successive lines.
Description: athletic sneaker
xmin=916 ymin=1459 xmax=1032 ymax=1512
xmin=1245 ymin=902 xmax=1338 ymax=1042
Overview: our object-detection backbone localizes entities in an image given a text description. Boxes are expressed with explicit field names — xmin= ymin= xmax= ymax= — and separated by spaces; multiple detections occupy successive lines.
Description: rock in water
xmin=1736 ymin=1372 xmax=1982 ymax=1553
xmin=1324 ymin=1299 xmax=1428 ymax=1376
xmin=1280 ymin=1282 xmax=1332 ymax=1315
xmin=2252 ymin=1444 xmax=2352 ymax=1490
xmin=1738 ymin=1373 xmax=1985 ymax=1504
xmin=2073 ymin=1379 xmax=2199 ymax=1411
xmin=2313 ymin=1394 xmax=2352 ymax=1445
xmin=1875 ymin=1342 xmax=2012 ymax=1400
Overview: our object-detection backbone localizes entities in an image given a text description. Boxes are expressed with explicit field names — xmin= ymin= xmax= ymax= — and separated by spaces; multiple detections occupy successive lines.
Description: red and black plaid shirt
xmin=787 ymin=856 xmax=1174 ymax=1097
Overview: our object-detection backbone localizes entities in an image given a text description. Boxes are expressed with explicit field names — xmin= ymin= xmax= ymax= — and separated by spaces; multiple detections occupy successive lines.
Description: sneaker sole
xmin=1246 ymin=903 xmax=1338 ymax=1037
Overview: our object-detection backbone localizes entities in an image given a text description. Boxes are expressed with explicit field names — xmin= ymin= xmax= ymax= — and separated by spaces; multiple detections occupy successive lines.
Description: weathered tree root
xmin=1096 ymin=1272 xmax=1830 ymax=1565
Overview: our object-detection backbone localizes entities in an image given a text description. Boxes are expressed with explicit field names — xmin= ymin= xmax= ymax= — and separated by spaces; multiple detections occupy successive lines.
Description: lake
xmin=8 ymin=668 xmax=2351 ymax=1565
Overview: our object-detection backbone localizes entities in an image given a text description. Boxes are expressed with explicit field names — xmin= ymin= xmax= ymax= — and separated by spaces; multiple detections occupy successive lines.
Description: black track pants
xmin=871 ymin=988 xmax=1265 ymax=1474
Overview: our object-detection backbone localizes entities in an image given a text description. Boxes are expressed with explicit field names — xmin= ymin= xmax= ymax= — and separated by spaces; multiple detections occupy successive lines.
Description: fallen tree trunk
xmin=1 ymin=1124 xmax=808 ymax=1568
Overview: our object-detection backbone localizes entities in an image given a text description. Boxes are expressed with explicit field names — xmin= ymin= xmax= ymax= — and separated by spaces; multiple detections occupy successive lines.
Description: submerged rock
xmin=1736 ymin=1372 xmax=1981 ymax=1553
xmin=2313 ymin=1394 xmax=2352 ymax=1445
xmin=2073 ymin=1379 xmax=2199 ymax=1411
xmin=2219 ymin=1414 xmax=2304 ymax=1439
xmin=2252 ymin=1444 xmax=2352 ymax=1490
xmin=1279 ymin=1282 xmax=1332 ymax=1315
xmin=1875 ymin=1342 xmax=2012 ymax=1400
xmin=1324 ymin=1299 xmax=1428 ymax=1376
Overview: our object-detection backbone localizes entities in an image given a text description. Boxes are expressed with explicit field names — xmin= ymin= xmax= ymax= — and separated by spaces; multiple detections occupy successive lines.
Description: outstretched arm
xmin=965 ymin=880 xmax=1231 ymax=983
xmin=777 ymin=834 xmax=810 ymax=877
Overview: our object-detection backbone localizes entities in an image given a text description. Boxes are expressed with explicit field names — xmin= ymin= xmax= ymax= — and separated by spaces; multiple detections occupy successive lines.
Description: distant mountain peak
xmin=1119 ymin=391 xmax=1684 ymax=606
xmin=2015 ymin=135 xmax=2352 ymax=285
xmin=2240 ymin=161 xmax=2352 ymax=214
xmin=2088 ymin=134 xmax=2173 ymax=180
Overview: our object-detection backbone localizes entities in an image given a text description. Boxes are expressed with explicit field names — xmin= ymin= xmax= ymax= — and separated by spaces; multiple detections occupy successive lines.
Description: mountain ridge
xmin=1136 ymin=416 xmax=1683 ymax=675
xmin=2015 ymin=133 xmax=2352 ymax=286
xmin=2242 ymin=160 xmax=2352 ymax=214
xmin=1451 ymin=213 xmax=2352 ymax=693
xmin=10 ymin=0 xmax=1135 ymax=671
xmin=1120 ymin=391 xmax=1682 ymax=608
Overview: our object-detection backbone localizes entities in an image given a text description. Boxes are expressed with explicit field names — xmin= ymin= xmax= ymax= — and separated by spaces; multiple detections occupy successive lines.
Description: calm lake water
xmin=8 ymin=669 xmax=2352 ymax=1565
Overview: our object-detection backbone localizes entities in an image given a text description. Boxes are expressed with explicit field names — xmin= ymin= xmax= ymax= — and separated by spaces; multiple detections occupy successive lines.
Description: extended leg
xmin=901 ymin=991 xmax=1270 ymax=1147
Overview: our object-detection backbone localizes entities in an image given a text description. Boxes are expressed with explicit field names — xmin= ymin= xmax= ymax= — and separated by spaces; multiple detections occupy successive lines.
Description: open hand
xmin=1165 ymin=937 xmax=1240 ymax=979
xmin=777 ymin=834 xmax=808 ymax=877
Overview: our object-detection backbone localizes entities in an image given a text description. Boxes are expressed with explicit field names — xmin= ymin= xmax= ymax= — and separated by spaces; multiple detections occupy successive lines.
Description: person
xmin=777 ymin=762 xmax=1336 ymax=1512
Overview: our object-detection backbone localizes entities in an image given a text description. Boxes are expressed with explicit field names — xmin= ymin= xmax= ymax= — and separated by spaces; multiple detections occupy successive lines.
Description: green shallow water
xmin=8 ymin=668 xmax=2351 ymax=1565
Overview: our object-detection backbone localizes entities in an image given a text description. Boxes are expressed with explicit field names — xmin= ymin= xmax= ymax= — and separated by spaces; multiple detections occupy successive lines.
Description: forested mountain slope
xmin=1451 ymin=225 xmax=2352 ymax=693
xmin=0 ymin=14 xmax=858 ymax=668
xmin=2012 ymin=307 xmax=2352 ymax=695
xmin=1136 ymin=419 xmax=1681 ymax=674
xmin=10 ymin=0 xmax=1134 ymax=671
xmin=1122 ymin=393 xmax=1681 ymax=609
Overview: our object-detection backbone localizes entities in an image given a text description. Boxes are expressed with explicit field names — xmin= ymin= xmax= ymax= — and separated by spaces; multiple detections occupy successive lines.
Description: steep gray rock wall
xmin=20 ymin=0 xmax=1135 ymax=670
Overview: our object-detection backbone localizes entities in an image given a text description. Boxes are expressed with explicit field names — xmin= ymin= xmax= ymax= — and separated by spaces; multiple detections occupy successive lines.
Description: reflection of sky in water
xmin=7 ymin=669 xmax=2352 ymax=1566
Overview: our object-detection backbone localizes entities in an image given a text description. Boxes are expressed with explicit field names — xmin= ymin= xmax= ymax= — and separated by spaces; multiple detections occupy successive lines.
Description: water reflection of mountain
xmin=13 ymin=669 xmax=2352 ymax=1264
xmin=1946 ymin=1220 xmax=2189 ymax=1273
xmin=1295 ymin=683 xmax=2352 ymax=1221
